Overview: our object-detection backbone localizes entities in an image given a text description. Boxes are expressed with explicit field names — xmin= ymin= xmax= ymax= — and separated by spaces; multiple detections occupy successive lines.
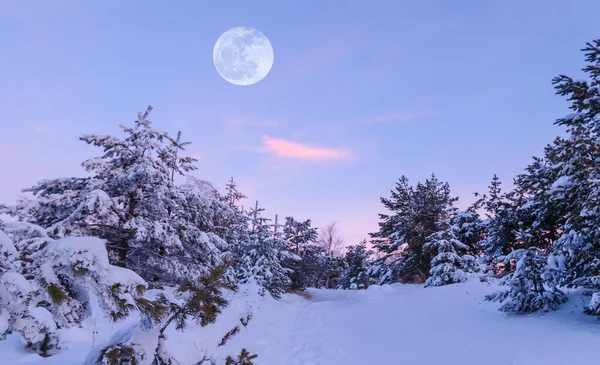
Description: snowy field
xmin=1 ymin=281 xmax=598 ymax=365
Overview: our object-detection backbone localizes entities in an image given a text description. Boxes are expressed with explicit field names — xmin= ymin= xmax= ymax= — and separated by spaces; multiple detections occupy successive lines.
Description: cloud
xmin=223 ymin=116 xmax=279 ymax=129
xmin=242 ymin=135 xmax=349 ymax=160
xmin=356 ymin=111 xmax=435 ymax=124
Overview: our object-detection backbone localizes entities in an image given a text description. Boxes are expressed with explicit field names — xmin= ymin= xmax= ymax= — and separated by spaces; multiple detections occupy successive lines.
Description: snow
xmin=550 ymin=175 xmax=573 ymax=191
xmin=106 ymin=265 xmax=146 ymax=290
xmin=46 ymin=237 xmax=110 ymax=273
xmin=0 ymin=272 xmax=33 ymax=299
xmin=28 ymin=307 xmax=57 ymax=334
xmin=0 ymin=280 xmax=598 ymax=364
xmin=0 ymin=309 xmax=9 ymax=335
xmin=0 ymin=230 xmax=18 ymax=269
xmin=83 ymin=322 xmax=161 ymax=365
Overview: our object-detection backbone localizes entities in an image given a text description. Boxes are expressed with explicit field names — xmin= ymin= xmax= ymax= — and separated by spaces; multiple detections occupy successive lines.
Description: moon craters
xmin=213 ymin=26 xmax=274 ymax=86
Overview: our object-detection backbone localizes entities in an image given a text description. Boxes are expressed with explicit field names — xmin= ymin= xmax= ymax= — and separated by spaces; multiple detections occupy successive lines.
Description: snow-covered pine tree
xmin=5 ymin=107 xmax=232 ymax=286
xmin=424 ymin=231 xmax=468 ymax=287
xmin=547 ymin=42 xmax=600 ymax=308
xmin=281 ymin=216 xmax=319 ymax=290
xmin=283 ymin=217 xmax=318 ymax=256
xmin=424 ymin=210 xmax=484 ymax=287
xmin=338 ymin=240 xmax=372 ymax=290
xmin=369 ymin=174 xmax=457 ymax=284
xmin=0 ymin=222 xmax=167 ymax=357
xmin=234 ymin=202 xmax=292 ymax=299
xmin=477 ymin=174 xmax=521 ymax=272
xmin=322 ymin=254 xmax=346 ymax=289
xmin=485 ymin=247 xmax=567 ymax=313
xmin=288 ymin=245 xmax=329 ymax=290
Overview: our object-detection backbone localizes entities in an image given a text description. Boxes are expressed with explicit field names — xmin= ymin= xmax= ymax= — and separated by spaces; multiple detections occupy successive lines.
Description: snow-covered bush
xmin=88 ymin=263 xmax=246 ymax=365
xmin=485 ymin=248 xmax=567 ymax=313
xmin=0 ymin=223 xmax=167 ymax=356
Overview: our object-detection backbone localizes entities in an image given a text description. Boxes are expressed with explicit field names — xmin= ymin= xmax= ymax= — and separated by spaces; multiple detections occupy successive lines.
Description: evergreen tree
xmin=295 ymin=245 xmax=332 ymax=290
xmin=234 ymin=202 xmax=292 ymax=299
xmin=281 ymin=217 xmax=319 ymax=290
xmin=322 ymin=254 xmax=347 ymax=289
xmin=283 ymin=217 xmax=318 ymax=255
xmin=369 ymin=174 xmax=457 ymax=283
xmin=548 ymin=43 xmax=600 ymax=299
xmin=424 ymin=211 xmax=483 ymax=287
xmin=485 ymin=247 xmax=567 ymax=313
xmin=4 ymin=107 xmax=232 ymax=286
xmin=338 ymin=240 xmax=372 ymax=290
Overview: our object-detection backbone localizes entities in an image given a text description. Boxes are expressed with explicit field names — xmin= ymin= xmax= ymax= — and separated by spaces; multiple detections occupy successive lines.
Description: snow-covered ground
xmin=2 ymin=280 xmax=599 ymax=365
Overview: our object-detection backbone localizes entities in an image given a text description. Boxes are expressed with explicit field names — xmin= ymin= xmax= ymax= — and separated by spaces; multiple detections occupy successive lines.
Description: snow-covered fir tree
xmin=338 ymin=240 xmax=372 ymax=290
xmin=0 ymin=222 xmax=167 ymax=357
xmin=234 ymin=202 xmax=293 ymax=299
xmin=3 ymin=107 xmax=233 ymax=286
xmin=369 ymin=174 xmax=458 ymax=284
xmin=283 ymin=217 xmax=318 ymax=256
xmin=281 ymin=217 xmax=318 ymax=290
xmin=485 ymin=247 xmax=567 ymax=313
xmin=288 ymin=245 xmax=330 ymax=290
xmin=546 ymin=43 xmax=600 ymax=312
xmin=424 ymin=211 xmax=483 ymax=287
xmin=322 ymin=254 xmax=347 ymax=289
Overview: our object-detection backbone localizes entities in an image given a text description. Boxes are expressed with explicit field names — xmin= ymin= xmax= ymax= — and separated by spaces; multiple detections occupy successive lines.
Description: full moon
xmin=213 ymin=26 xmax=274 ymax=86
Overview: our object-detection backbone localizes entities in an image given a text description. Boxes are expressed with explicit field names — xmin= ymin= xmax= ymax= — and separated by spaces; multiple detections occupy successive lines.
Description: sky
xmin=1 ymin=0 xmax=600 ymax=247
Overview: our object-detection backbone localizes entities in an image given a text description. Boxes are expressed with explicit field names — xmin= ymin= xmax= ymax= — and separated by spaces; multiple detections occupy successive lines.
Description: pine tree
xmin=338 ymin=240 xmax=372 ymax=289
xmin=536 ymin=41 xmax=600 ymax=314
xmin=283 ymin=217 xmax=318 ymax=255
xmin=485 ymin=247 xmax=567 ymax=313
xmin=286 ymin=245 xmax=328 ymax=290
xmin=485 ymin=174 xmax=505 ymax=218
xmin=234 ymin=202 xmax=292 ymax=299
xmin=5 ymin=107 xmax=232 ymax=286
xmin=424 ymin=211 xmax=484 ymax=287
xmin=369 ymin=174 xmax=457 ymax=283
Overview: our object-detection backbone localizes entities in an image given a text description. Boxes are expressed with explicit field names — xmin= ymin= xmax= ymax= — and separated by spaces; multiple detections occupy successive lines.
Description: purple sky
xmin=1 ymin=1 xmax=599 ymax=246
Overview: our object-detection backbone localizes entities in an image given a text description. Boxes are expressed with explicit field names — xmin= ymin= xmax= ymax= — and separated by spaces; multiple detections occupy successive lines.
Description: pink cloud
xmin=242 ymin=135 xmax=349 ymax=160
xmin=223 ymin=116 xmax=279 ymax=128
